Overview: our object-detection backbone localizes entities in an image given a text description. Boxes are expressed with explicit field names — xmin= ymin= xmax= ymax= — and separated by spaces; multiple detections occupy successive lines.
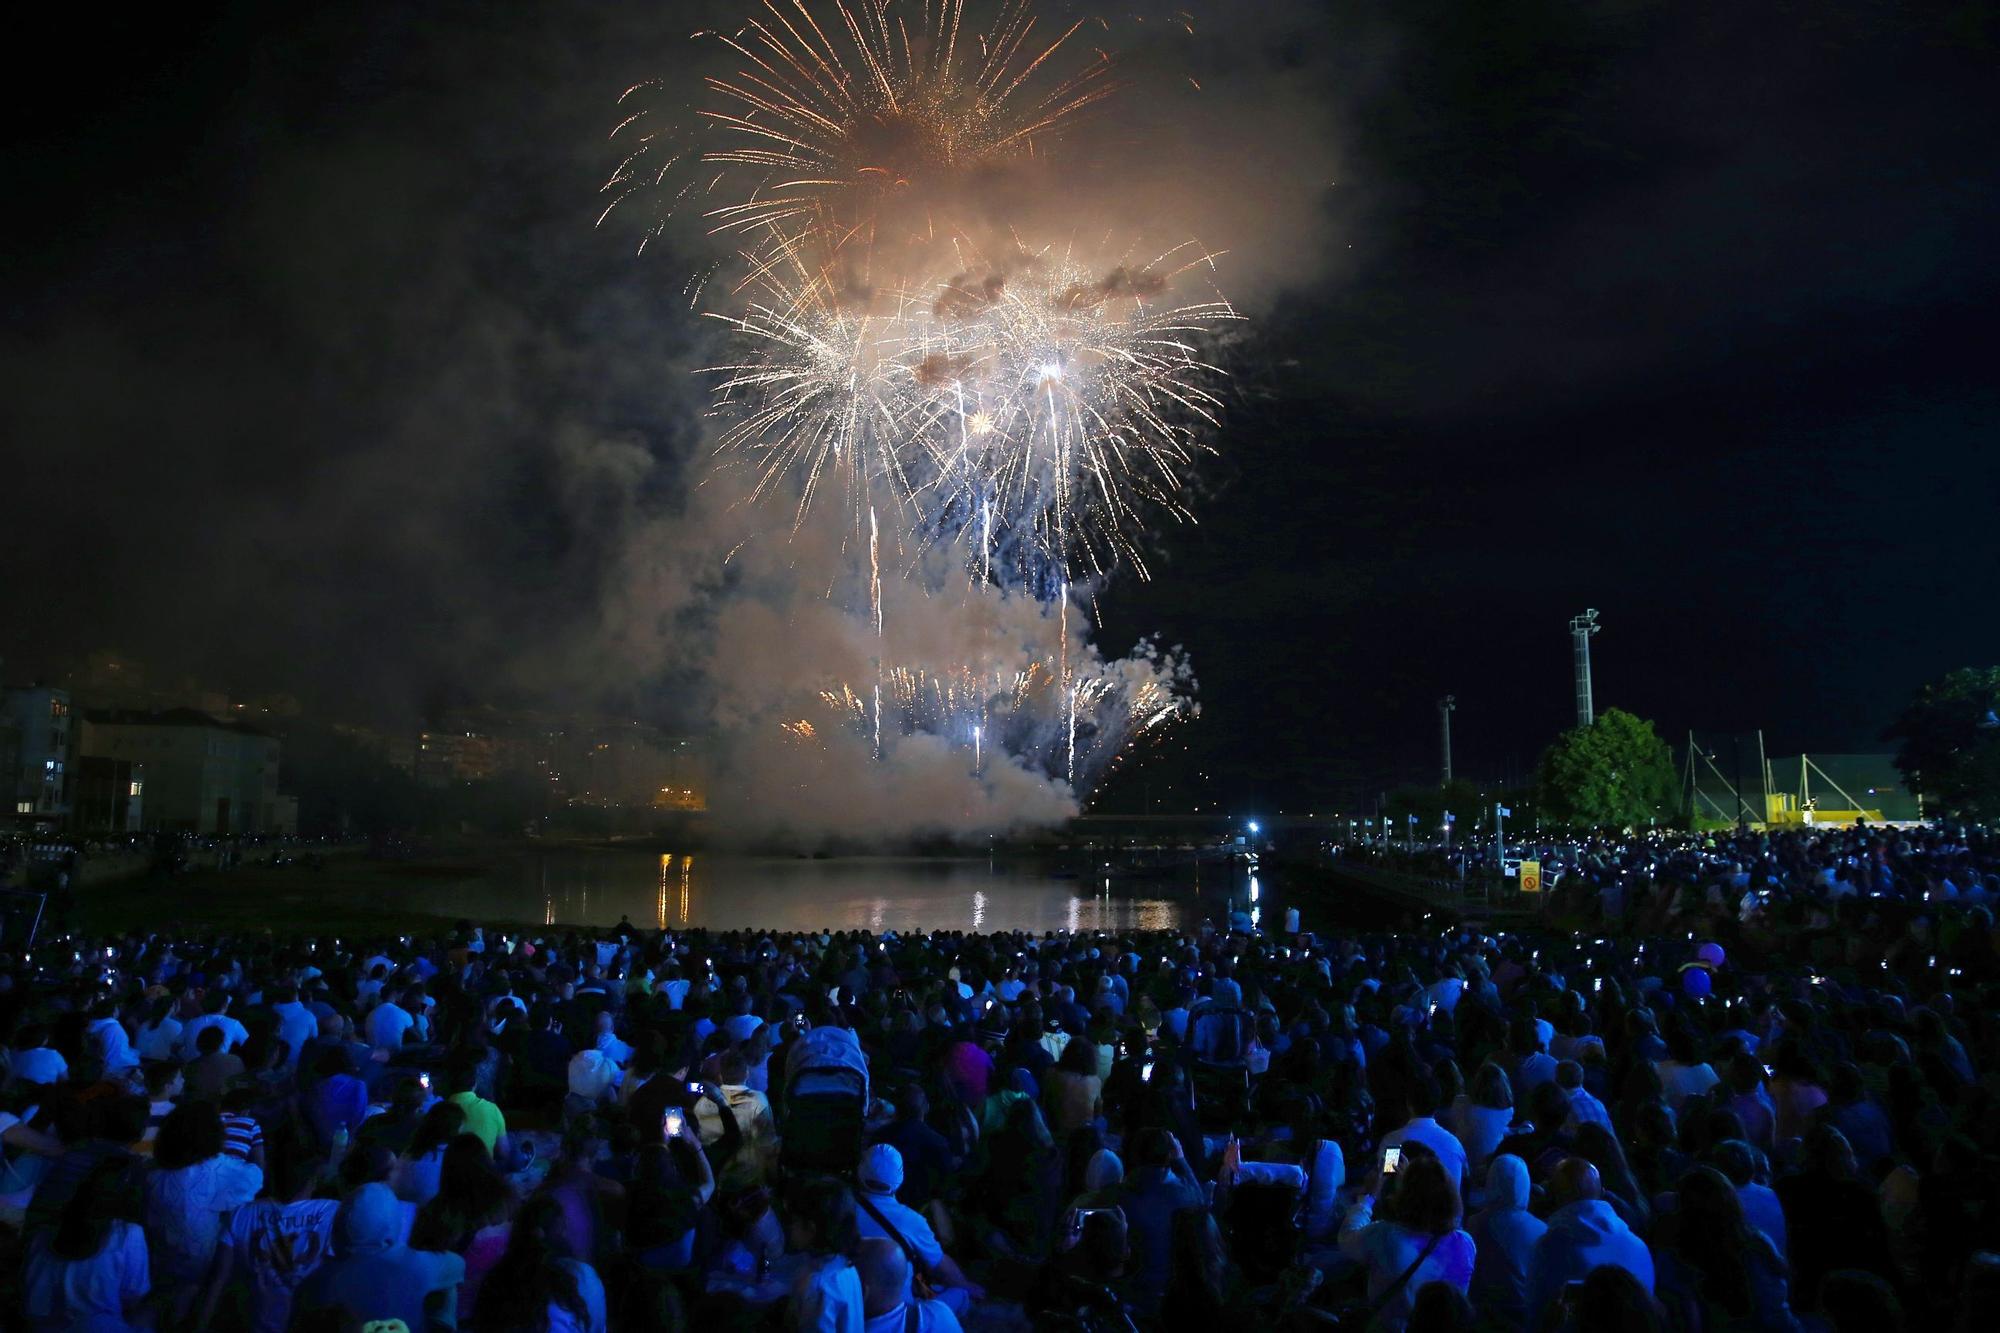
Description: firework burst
xmin=706 ymin=232 xmax=1238 ymax=584
xmin=604 ymin=0 xmax=1120 ymax=279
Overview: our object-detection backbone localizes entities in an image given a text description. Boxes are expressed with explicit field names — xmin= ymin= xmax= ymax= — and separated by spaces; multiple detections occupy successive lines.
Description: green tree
xmin=1885 ymin=667 xmax=2000 ymax=821
xmin=1536 ymin=708 xmax=1677 ymax=830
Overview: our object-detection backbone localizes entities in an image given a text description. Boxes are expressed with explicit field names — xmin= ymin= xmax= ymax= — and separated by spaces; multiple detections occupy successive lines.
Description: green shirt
xmin=447 ymin=1091 xmax=505 ymax=1154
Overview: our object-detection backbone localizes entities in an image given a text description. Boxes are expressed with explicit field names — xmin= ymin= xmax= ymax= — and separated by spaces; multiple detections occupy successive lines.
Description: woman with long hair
xmin=1161 ymin=1205 xmax=1236 ymax=1329
xmin=134 ymin=993 xmax=183 ymax=1064
xmin=1446 ymin=1062 xmax=1514 ymax=1182
xmin=1043 ymin=1036 xmax=1105 ymax=1141
xmin=1337 ymin=1152 xmax=1476 ymax=1333
xmin=1654 ymin=1165 xmax=1798 ymax=1331
xmin=473 ymin=1193 xmax=608 ymax=1333
xmin=1626 ymin=1098 xmax=1687 ymax=1202
xmin=145 ymin=1100 xmax=263 ymax=1322
xmin=536 ymin=1118 xmax=624 ymax=1268
xmin=411 ymin=1132 xmax=519 ymax=1314
xmin=396 ymin=1099 xmax=467 ymax=1205
xmin=22 ymin=1156 xmax=151 ymax=1331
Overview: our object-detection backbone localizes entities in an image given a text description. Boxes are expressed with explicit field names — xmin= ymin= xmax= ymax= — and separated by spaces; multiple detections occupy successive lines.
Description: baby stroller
xmin=1187 ymin=1006 xmax=1257 ymax=1125
xmin=780 ymin=1025 xmax=870 ymax=1175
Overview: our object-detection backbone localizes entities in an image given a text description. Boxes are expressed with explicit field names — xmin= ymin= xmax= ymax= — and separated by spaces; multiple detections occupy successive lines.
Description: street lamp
xmin=1570 ymin=610 xmax=1600 ymax=728
xmin=1438 ymin=695 xmax=1456 ymax=785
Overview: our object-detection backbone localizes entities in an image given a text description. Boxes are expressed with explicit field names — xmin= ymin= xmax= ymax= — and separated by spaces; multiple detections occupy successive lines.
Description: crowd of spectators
xmin=1 ymin=833 xmax=338 ymax=894
xmin=0 ymin=822 xmax=1994 ymax=1331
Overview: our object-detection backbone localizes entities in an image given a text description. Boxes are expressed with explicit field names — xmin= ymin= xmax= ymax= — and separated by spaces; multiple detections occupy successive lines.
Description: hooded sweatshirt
xmin=1073 ymin=1148 xmax=1125 ymax=1209
xmin=1468 ymin=1155 xmax=1548 ymax=1322
xmin=1524 ymin=1197 xmax=1655 ymax=1331
xmin=295 ymin=1183 xmax=464 ymax=1331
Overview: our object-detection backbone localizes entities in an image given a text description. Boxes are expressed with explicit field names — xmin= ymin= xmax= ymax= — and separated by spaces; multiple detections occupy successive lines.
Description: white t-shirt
xmin=1654 ymin=1060 xmax=1721 ymax=1111
xmin=792 ymin=1254 xmax=866 ymax=1333
xmin=22 ymin=1218 xmax=150 ymax=1331
xmin=10 ymin=1047 xmax=68 ymax=1086
xmin=1381 ymin=1117 xmax=1470 ymax=1194
xmin=136 ymin=1018 xmax=184 ymax=1063
xmin=179 ymin=1013 xmax=249 ymax=1060
xmin=227 ymin=1198 xmax=340 ymax=1333
xmin=865 ymin=1299 xmax=965 ymax=1333
xmin=368 ymin=1002 xmax=417 ymax=1052
xmin=145 ymin=1154 xmax=265 ymax=1283
xmin=855 ymin=1191 xmax=946 ymax=1310
xmin=546 ymin=1257 xmax=609 ymax=1333
xmin=0 ymin=1106 xmax=49 ymax=1220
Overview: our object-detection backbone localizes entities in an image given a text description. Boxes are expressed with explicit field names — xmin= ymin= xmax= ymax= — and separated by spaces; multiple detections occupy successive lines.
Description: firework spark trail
xmin=805 ymin=639 xmax=1193 ymax=788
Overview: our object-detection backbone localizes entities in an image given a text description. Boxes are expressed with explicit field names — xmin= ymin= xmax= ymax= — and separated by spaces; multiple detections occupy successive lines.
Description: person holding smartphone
xmin=690 ymin=1050 xmax=779 ymax=1190
xmin=1338 ymin=1149 xmax=1476 ymax=1332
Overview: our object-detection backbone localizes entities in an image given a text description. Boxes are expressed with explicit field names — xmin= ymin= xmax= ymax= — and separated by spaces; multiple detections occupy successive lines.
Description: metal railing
xmin=1324 ymin=857 xmax=1543 ymax=917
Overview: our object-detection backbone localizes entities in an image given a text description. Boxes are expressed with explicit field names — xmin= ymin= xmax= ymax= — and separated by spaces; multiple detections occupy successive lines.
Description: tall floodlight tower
xmin=1438 ymin=695 xmax=1456 ymax=785
xmin=1570 ymin=609 xmax=1601 ymax=728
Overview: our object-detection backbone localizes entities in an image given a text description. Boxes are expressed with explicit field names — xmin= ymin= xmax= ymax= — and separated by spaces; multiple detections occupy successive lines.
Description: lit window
xmin=130 ymin=781 xmax=144 ymax=797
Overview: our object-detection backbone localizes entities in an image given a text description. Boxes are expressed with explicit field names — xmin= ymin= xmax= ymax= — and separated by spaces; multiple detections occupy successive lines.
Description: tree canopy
xmin=1886 ymin=667 xmax=2000 ymax=821
xmin=1536 ymin=707 xmax=1677 ymax=830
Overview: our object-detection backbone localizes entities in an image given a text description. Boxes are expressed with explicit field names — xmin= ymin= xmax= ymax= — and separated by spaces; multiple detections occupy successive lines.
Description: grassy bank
xmin=69 ymin=855 xmax=529 ymax=939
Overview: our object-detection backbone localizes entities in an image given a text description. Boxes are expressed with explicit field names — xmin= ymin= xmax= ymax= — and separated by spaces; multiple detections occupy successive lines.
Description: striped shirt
xmin=221 ymin=1112 xmax=264 ymax=1162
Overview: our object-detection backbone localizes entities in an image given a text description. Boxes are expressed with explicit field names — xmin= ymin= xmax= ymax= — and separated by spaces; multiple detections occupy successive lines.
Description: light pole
xmin=1570 ymin=609 xmax=1600 ymax=728
xmin=1495 ymin=802 xmax=1510 ymax=881
xmin=1438 ymin=694 xmax=1456 ymax=786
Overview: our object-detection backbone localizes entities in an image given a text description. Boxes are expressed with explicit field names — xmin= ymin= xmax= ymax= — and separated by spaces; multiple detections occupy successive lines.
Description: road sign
xmin=1519 ymin=860 xmax=1542 ymax=893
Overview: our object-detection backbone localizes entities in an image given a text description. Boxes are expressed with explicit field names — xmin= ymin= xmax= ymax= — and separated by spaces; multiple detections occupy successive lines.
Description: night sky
xmin=5 ymin=1 xmax=1998 ymax=813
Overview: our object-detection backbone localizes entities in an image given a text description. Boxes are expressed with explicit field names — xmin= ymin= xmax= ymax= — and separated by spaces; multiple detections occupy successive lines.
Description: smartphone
xmin=1593 ymin=978 xmax=1602 ymax=994
xmin=1382 ymin=1145 xmax=1403 ymax=1175
xmin=1762 ymin=1064 xmax=1774 ymax=1078
xmin=664 ymin=1109 xmax=685 ymax=1138
xmin=419 ymin=1072 xmax=432 ymax=1091
xmin=1140 ymin=1057 xmax=1155 ymax=1083
xmin=686 ymin=1080 xmax=702 ymax=1096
